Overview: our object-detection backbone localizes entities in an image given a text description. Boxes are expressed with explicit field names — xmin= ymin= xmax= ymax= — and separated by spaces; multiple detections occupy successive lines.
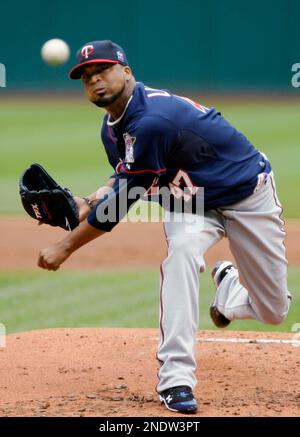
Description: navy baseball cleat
xmin=210 ymin=261 xmax=236 ymax=328
xmin=159 ymin=385 xmax=198 ymax=413
xmin=210 ymin=305 xmax=231 ymax=328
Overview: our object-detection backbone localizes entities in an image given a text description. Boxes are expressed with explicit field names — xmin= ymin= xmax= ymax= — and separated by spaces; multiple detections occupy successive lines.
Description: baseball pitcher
xmin=26 ymin=40 xmax=291 ymax=414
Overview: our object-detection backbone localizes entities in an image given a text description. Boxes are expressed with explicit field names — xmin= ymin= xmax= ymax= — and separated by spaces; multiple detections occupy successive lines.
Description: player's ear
xmin=123 ymin=65 xmax=132 ymax=80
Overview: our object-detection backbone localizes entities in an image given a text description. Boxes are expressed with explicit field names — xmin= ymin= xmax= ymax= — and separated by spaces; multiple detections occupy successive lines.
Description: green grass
xmin=0 ymin=99 xmax=111 ymax=214
xmin=0 ymin=97 xmax=299 ymax=217
xmin=0 ymin=267 xmax=299 ymax=334
xmin=217 ymin=100 xmax=300 ymax=217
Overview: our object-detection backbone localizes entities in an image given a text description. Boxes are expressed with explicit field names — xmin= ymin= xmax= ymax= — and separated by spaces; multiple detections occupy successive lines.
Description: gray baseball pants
xmin=156 ymin=172 xmax=291 ymax=393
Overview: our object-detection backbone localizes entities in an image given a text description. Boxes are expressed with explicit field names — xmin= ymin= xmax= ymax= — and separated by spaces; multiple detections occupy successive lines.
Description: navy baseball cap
xmin=69 ymin=40 xmax=128 ymax=80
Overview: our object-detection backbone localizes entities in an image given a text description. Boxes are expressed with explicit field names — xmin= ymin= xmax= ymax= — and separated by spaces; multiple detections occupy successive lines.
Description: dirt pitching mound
xmin=0 ymin=328 xmax=299 ymax=417
xmin=1 ymin=218 xmax=300 ymax=270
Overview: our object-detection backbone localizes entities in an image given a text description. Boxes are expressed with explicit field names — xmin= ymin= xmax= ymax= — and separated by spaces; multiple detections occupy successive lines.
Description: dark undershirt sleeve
xmin=87 ymin=171 xmax=156 ymax=231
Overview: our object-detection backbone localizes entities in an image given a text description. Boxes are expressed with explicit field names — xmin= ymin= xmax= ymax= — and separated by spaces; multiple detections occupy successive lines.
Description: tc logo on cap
xmin=81 ymin=45 xmax=94 ymax=59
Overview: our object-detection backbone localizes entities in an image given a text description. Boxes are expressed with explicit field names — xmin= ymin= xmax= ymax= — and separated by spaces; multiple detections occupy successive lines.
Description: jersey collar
xmin=106 ymin=82 xmax=144 ymax=127
xmin=107 ymin=95 xmax=133 ymax=127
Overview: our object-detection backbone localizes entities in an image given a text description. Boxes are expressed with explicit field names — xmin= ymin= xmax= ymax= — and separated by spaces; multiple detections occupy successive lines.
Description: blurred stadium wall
xmin=0 ymin=0 xmax=299 ymax=91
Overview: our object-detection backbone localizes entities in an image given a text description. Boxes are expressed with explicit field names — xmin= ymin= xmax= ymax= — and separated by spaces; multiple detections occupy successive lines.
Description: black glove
xmin=19 ymin=163 xmax=79 ymax=231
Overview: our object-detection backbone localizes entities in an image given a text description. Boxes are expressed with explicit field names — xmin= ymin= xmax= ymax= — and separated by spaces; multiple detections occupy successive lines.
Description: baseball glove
xmin=19 ymin=163 xmax=79 ymax=231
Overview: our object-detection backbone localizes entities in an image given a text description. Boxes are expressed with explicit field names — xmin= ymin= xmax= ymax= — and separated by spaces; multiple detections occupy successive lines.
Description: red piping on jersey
xmin=107 ymin=125 xmax=116 ymax=144
xmin=120 ymin=164 xmax=166 ymax=174
xmin=115 ymin=161 xmax=123 ymax=174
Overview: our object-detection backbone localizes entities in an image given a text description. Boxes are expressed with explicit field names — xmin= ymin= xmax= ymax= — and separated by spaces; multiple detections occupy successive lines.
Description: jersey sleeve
xmin=195 ymin=108 xmax=256 ymax=161
xmin=87 ymin=171 xmax=157 ymax=231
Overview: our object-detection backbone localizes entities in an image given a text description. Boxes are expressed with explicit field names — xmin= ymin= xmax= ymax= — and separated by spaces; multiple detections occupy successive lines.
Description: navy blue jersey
xmin=88 ymin=82 xmax=271 ymax=231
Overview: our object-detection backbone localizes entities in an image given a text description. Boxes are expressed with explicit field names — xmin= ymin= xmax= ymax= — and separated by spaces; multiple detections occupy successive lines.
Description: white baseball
xmin=41 ymin=39 xmax=70 ymax=66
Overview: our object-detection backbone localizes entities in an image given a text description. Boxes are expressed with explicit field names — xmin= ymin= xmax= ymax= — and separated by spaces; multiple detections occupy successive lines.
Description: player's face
xmin=81 ymin=63 xmax=130 ymax=107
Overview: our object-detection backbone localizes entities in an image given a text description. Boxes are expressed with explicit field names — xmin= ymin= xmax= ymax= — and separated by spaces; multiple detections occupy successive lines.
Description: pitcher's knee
xmin=263 ymin=312 xmax=285 ymax=325
xmin=261 ymin=300 xmax=290 ymax=325
xmin=169 ymin=234 xmax=202 ymax=257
